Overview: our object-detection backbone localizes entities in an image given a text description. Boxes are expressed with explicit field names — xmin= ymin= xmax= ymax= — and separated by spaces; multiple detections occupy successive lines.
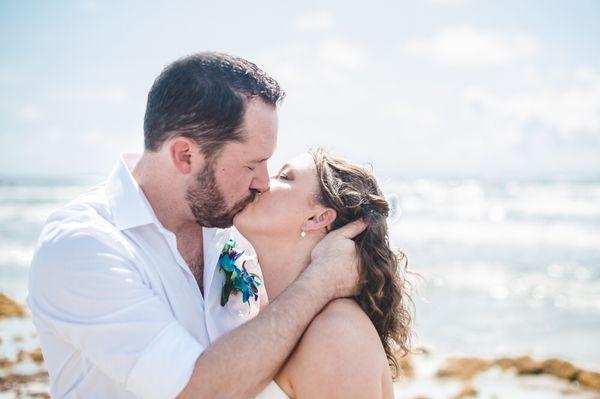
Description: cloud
xmin=294 ymin=12 xmax=333 ymax=32
xmin=258 ymin=38 xmax=366 ymax=90
xmin=53 ymin=88 xmax=130 ymax=104
xmin=318 ymin=39 xmax=365 ymax=71
xmin=405 ymin=25 xmax=538 ymax=67
xmin=423 ymin=0 xmax=468 ymax=5
xmin=18 ymin=105 xmax=44 ymax=122
xmin=462 ymin=73 xmax=600 ymax=139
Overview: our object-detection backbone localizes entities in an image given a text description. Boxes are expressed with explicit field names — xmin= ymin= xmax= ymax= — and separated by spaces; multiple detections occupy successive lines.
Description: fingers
xmin=335 ymin=218 xmax=367 ymax=239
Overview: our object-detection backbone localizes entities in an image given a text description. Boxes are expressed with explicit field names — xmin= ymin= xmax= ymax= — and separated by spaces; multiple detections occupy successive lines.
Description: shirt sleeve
xmin=27 ymin=226 xmax=203 ymax=399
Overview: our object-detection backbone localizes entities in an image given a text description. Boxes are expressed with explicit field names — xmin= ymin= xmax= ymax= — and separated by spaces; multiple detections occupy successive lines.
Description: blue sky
xmin=1 ymin=0 xmax=599 ymax=180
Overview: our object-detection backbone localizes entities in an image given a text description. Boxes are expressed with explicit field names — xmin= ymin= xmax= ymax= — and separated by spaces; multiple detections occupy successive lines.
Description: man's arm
xmin=177 ymin=219 xmax=366 ymax=399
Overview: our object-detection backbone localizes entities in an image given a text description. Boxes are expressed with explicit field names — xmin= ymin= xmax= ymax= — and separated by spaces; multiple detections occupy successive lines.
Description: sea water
xmin=1 ymin=175 xmax=599 ymax=372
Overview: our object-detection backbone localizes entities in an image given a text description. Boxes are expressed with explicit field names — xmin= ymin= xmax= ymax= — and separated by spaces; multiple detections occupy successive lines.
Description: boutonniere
xmin=219 ymin=238 xmax=262 ymax=307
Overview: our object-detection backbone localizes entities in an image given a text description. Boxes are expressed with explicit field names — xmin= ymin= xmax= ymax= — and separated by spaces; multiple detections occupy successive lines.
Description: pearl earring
xmin=300 ymin=230 xmax=306 ymax=238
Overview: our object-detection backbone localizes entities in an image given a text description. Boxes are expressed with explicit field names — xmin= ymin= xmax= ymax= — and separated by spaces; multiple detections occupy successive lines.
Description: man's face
xmin=186 ymin=98 xmax=278 ymax=228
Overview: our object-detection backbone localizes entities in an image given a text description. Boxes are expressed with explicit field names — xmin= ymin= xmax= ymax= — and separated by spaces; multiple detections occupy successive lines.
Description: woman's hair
xmin=310 ymin=148 xmax=421 ymax=379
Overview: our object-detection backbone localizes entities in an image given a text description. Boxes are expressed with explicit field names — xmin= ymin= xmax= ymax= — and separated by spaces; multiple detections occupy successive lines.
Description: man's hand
xmin=308 ymin=219 xmax=367 ymax=299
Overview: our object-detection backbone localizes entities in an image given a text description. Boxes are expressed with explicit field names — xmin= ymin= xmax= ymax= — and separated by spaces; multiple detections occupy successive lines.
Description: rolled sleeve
xmin=126 ymin=321 xmax=203 ymax=399
xmin=27 ymin=227 xmax=204 ymax=398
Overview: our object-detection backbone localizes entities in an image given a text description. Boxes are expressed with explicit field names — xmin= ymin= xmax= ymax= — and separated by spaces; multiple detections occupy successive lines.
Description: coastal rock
xmin=436 ymin=357 xmax=493 ymax=380
xmin=0 ymin=293 xmax=26 ymax=318
xmin=0 ymin=358 xmax=14 ymax=369
xmin=577 ymin=370 xmax=600 ymax=390
xmin=28 ymin=348 xmax=44 ymax=364
xmin=511 ymin=355 xmax=544 ymax=375
xmin=436 ymin=354 xmax=600 ymax=392
xmin=541 ymin=358 xmax=579 ymax=380
xmin=0 ymin=371 xmax=49 ymax=393
xmin=452 ymin=385 xmax=478 ymax=399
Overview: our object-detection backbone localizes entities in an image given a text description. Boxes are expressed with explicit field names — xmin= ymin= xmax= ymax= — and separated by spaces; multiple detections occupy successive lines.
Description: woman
xmin=233 ymin=149 xmax=417 ymax=398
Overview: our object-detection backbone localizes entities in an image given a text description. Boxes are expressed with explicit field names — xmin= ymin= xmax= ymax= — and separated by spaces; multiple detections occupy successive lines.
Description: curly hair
xmin=310 ymin=148 xmax=421 ymax=379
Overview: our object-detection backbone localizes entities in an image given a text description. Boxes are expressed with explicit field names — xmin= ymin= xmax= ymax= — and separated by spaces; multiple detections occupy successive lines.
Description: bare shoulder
xmin=280 ymin=298 xmax=389 ymax=398
xmin=308 ymin=298 xmax=382 ymax=349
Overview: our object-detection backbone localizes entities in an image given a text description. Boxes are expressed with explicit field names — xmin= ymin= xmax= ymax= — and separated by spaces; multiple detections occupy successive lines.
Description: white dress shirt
xmin=26 ymin=153 xmax=264 ymax=399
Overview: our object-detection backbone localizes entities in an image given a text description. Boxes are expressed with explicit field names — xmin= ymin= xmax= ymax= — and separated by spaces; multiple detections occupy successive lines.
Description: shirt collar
xmin=106 ymin=153 xmax=162 ymax=231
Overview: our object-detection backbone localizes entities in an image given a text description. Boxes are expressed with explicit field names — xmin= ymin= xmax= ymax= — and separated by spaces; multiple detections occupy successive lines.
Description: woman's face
xmin=233 ymin=152 xmax=321 ymax=241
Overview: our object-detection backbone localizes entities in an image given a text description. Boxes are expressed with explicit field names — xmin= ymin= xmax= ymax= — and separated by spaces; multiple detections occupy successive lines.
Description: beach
xmin=1 ymin=176 xmax=599 ymax=398
xmin=2 ymin=291 xmax=600 ymax=398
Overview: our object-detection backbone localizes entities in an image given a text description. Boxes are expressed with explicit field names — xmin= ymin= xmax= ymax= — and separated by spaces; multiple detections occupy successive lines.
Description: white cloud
xmin=405 ymin=25 xmax=538 ymax=67
xmin=423 ymin=0 xmax=468 ymax=5
xmin=18 ymin=105 xmax=44 ymax=122
xmin=318 ymin=39 xmax=365 ymax=71
xmin=258 ymin=38 xmax=365 ymax=91
xmin=294 ymin=12 xmax=333 ymax=32
xmin=53 ymin=88 xmax=129 ymax=104
xmin=463 ymin=75 xmax=600 ymax=138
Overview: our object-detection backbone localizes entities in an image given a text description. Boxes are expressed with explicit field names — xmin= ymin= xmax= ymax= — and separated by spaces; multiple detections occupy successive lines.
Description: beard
xmin=185 ymin=161 xmax=257 ymax=228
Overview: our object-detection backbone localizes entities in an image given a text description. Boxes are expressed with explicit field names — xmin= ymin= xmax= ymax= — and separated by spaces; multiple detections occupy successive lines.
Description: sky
xmin=1 ymin=0 xmax=599 ymax=180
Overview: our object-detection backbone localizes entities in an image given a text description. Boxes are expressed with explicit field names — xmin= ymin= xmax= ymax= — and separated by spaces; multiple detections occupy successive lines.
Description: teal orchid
xmin=219 ymin=238 xmax=262 ymax=306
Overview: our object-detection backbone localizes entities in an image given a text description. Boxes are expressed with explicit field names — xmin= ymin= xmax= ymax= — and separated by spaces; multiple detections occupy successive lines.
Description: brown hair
xmin=310 ymin=148 xmax=421 ymax=379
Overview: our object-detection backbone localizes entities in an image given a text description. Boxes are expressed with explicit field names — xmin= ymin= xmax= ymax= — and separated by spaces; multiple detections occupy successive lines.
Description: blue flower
xmin=219 ymin=238 xmax=262 ymax=306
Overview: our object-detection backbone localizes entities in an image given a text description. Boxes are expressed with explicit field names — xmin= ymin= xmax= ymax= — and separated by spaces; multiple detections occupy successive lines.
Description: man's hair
xmin=143 ymin=51 xmax=285 ymax=157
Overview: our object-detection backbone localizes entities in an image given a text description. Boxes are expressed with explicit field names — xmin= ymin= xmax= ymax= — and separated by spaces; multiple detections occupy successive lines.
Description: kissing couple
xmin=27 ymin=51 xmax=416 ymax=398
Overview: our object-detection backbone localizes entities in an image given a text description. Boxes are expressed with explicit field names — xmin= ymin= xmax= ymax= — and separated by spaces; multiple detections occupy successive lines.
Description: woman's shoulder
xmin=311 ymin=298 xmax=380 ymax=343
xmin=278 ymin=298 xmax=389 ymax=398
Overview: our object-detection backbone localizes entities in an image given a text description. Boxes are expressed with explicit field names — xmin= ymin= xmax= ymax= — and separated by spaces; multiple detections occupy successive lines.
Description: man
xmin=27 ymin=52 xmax=365 ymax=398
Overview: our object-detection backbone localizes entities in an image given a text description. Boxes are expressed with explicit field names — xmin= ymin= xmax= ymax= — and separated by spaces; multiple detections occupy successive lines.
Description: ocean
xmin=1 ymin=174 xmax=599 ymax=397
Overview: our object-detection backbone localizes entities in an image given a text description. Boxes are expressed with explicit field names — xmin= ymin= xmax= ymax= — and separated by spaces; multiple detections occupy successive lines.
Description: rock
xmin=436 ymin=357 xmax=493 ymax=380
xmin=453 ymin=386 xmax=478 ymax=399
xmin=28 ymin=348 xmax=44 ymax=364
xmin=541 ymin=358 xmax=579 ymax=381
xmin=0 ymin=293 xmax=26 ymax=318
xmin=494 ymin=357 xmax=514 ymax=370
xmin=0 ymin=357 xmax=14 ymax=368
xmin=445 ymin=354 xmax=600 ymax=392
xmin=513 ymin=355 xmax=544 ymax=375
xmin=0 ymin=371 xmax=49 ymax=392
xmin=577 ymin=370 xmax=600 ymax=390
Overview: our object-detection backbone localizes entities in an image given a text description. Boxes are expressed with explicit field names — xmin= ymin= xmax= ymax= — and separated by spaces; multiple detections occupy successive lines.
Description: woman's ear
xmin=304 ymin=208 xmax=337 ymax=233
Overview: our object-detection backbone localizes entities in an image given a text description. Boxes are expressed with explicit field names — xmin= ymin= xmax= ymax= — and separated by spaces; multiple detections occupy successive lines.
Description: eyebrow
xmin=250 ymin=157 xmax=270 ymax=164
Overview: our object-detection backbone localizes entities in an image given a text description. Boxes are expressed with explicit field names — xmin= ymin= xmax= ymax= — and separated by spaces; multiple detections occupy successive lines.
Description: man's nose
xmin=249 ymin=162 xmax=270 ymax=193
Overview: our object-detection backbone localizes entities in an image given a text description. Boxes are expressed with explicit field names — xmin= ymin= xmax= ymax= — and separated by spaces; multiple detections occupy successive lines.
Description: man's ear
xmin=304 ymin=208 xmax=337 ymax=233
xmin=169 ymin=137 xmax=204 ymax=175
